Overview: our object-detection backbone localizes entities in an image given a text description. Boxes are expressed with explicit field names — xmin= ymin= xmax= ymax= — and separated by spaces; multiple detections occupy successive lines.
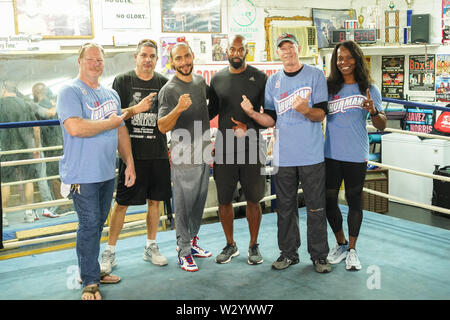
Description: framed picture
xmin=312 ymin=8 xmax=356 ymax=48
xmin=161 ymin=0 xmax=221 ymax=33
xmin=13 ymin=0 xmax=94 ymax=39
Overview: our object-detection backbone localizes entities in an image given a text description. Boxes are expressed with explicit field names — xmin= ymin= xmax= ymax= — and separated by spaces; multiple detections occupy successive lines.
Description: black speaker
xmin=411 ymin=14 xmax=430 ymax=43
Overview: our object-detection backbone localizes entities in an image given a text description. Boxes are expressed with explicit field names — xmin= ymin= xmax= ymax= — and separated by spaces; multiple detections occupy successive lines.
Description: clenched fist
xmin=177 ymin=94 xmax=192 ymax=112
xmin=292 ymin=90 xmax=311 ymax=115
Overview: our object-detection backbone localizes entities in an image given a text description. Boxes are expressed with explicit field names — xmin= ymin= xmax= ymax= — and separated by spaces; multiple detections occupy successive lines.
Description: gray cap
xmin=276 ymin=33 xmax=299 ymax=47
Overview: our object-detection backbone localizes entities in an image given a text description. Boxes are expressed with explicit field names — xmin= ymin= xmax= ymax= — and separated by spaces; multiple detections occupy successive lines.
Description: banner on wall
xmin=436 ymin=54 xmax=450 ymax=102
xmin=408 ymin=55 xmax=435 ymax=92
xmin=102 ymin=0 xmax=151 ymax=29
xmin=381 ymin=55 xmax=405 ymax=99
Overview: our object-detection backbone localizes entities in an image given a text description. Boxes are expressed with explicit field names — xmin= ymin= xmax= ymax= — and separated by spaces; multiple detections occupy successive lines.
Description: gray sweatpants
xmin=172 ymin=163 xmax=210 ymax=257
xmin=274 ymin=162 xmax=329 ymax=261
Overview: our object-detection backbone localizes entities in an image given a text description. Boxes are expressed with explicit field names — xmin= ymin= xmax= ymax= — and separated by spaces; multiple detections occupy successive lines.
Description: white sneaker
xmin=42 ymin=209 xmax=60 ymax=218
xmin=345 ymin=249 xmax=362 ymax=271
xmin=100 ymin=249 xmax=116 ymax=274
xmin=191 ymin=236 xmax=212 ymax=258
xmin=178 ymin=254 xmax=198 ymax=272
xmin=24 ymin=210 xmax=39 ymax=223
xmin=143 ymin=243 xmax=168 ymax=266
xmin=327 ymin=242 xmax=349 ymax=264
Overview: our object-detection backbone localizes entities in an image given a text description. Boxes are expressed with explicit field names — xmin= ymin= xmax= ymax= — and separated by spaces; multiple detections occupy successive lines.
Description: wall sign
xmin=102 ymin=0 xmax=151 ymax=29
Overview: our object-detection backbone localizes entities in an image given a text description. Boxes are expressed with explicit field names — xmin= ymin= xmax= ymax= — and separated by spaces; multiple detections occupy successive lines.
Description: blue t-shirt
xmin=264 ymin=64 xmax=328 ymax=167
xmin=57 ymin=78 xmax=122 ymax=184
xmin=324 ymin=84 xmax=383 ymax=163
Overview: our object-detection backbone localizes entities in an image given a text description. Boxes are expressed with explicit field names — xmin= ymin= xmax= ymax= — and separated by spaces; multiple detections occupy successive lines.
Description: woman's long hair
xmin=327 ymin=40 xmax=373 ymax=96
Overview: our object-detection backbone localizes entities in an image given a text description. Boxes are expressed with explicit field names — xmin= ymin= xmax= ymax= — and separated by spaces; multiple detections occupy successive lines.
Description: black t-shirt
xmin=208 ymin=65 xmax=268 ymax=159
xmin=112 ymin=70 xmax=169 ymax=160
xmin=0 ymin=96 xmax=37 ymax=161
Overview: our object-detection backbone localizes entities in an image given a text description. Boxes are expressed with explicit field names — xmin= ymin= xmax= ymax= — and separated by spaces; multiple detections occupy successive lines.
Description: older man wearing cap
xmin=264 ymin=33 xmax=331 ymax=273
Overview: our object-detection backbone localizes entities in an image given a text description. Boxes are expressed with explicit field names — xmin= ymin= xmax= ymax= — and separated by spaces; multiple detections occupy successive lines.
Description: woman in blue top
xmin=324 ymin=41 xmax=386 ymax=271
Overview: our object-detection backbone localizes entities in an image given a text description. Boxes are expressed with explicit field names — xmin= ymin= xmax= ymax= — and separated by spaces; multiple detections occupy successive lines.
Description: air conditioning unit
xmin=270 ymin=26 xmax=318 ymax=60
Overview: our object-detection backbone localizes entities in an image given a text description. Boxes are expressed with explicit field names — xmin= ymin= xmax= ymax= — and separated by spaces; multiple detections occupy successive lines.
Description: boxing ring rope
xmin=1 ymin=99 xmax=450 ymax=251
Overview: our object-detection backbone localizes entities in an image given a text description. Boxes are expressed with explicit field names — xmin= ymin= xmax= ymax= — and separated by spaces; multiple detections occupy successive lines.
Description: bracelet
xmin=370 ymin=109 xmax=379 ymax=117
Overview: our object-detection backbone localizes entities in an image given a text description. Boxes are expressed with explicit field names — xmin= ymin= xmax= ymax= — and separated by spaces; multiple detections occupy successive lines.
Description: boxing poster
xmin=381 ymin=55 xmax=405 ymax=99
xmin=408 ymin=55 xmax=435 ymax=92
xmin=443 ymin=0 xmax=450 ymax=43
xmin=436 ymin=54 xmax=450 ymax=102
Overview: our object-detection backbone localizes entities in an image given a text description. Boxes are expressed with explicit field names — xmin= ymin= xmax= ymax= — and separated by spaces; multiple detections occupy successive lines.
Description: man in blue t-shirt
xmin=57 ymin=43 xmax=135 ymax=300
xmin=264 ymin=33 xmax=331 ymax=273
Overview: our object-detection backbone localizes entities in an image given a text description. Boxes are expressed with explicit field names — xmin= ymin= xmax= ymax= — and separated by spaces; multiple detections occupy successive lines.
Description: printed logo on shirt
xmin=275 ymin=87 xmax=311 ymax=115
xmin=86 ymin=99 xmax=119 ymax=120
xmin=249 ymin=76 xmax=256 ymax=82
xmin=328 ymin=94 xmax=366 ymax=115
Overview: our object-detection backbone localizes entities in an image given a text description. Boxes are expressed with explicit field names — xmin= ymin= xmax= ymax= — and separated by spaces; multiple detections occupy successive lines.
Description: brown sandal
xmin=81 ymin=285 xmax=101 ymax=300
xmin=100 ymin=272 xmax=121 ymax=284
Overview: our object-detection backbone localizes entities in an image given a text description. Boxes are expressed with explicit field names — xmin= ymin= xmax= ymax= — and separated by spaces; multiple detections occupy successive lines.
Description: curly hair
xmin=327 ymin=40 xmax=373 ymax=96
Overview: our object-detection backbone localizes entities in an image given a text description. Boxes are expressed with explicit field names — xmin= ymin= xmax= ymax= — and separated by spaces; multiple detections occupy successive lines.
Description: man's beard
xmin=229 ymin=57 xmax=244 ymax=69
xmin=175 ymin=64 xmax=193 ymax=76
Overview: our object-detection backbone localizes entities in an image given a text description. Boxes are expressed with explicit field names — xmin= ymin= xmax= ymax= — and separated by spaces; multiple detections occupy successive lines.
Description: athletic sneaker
xmin=248 ymin=243 xmax=263 ymax=265
xmin=271 ymin=255 xmax=299 ymax=270
xmin=191 ymin=236 xmax=212 ymax=258
xmin=345 ymin=249 xmax=362 ymax=271
xmin=24 ymin=210 xmax=39 ymax=223
xmin=215 ymin=243 xmax=240 ymax=264
xmin=42 ymin=209 xmax=60 ymax=218
xmin=178 ymin=254 xmax=198 ymax=272
xmin=143 ymin=243 xmax=168 ymax=266
xmin=327 ymin=242 xmax=349 ymax=264
xmin=313 ymin=258 xmax=332 ymax=273
xmin=100 ymin=249 xmax=116 ymax=274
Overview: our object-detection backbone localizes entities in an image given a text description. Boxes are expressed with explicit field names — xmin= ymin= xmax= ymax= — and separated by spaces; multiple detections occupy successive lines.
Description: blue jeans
xmin=71 ymin=178 xmax=115 ymax=287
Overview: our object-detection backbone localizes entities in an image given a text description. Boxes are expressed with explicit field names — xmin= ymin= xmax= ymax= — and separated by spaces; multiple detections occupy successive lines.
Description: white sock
xmin=106 ymin=245 xmax=115 ymax=253
xmin=146 ymin=239 xmax=156 ymax=248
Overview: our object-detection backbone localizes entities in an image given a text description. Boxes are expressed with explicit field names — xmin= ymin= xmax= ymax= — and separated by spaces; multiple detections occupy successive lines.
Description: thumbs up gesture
xmin=240 ymin=95 xmax=255 ymax=117
xmin=292 ymin=90 xmax=311 ymax=115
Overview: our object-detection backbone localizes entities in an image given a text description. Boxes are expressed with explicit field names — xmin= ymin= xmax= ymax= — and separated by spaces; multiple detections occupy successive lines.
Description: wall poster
xmin=381 ymin=55 xmax=405 ymax=99
xmin=13 ymin=0 xmax=94 ymax=38
xmin=436 ymin=54 xmax=450 ymax=102
xmin=161 ymin=0 xmax=221 ymax=33
xmin=408 ymin=55 xmax=435 ymax=92
xmin=443 ymin=0 xmax=450 ymax=43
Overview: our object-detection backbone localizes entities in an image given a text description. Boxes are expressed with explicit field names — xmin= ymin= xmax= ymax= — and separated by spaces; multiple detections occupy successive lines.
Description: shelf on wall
xmin=319 ymin=43 xmax=440 ymax=55
xmin=0 ymin=47 xmax=136 ymax=57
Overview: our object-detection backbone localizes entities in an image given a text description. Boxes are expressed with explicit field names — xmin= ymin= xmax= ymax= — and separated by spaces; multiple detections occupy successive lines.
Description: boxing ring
xmin=0 ymin=99 xmax=449 ymax=254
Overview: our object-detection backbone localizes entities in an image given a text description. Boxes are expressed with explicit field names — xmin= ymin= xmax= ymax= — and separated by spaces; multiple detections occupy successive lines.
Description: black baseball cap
xmin=276 ymin=33 xmax=299 ymax=47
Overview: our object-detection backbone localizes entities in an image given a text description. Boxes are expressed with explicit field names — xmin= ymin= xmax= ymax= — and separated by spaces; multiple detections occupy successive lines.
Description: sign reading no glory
xmin=102 ymin=0 xmax=151 ymax=29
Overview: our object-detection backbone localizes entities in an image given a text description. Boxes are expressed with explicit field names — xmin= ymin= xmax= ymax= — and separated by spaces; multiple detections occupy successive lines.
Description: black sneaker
xmin=215 ymin=243 xmax=240 ymax=264
xmin=271 ymin=255 xmax=299 ymax=270
xmin=248 ymin=243 xmax=263 ymax=265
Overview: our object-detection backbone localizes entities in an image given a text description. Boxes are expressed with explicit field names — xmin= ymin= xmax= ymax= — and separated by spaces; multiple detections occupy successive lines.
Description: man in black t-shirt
xmin=208 ymin=35 xmax=276 ymax=265
xmin=100 ymin=40 xmax=172 ymax=274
